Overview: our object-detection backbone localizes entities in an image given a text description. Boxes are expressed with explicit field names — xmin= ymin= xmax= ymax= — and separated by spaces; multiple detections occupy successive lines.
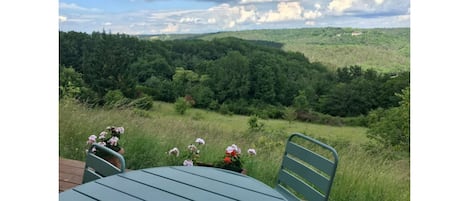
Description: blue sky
xmin=59 ymin=0 xmax=410 ymax=35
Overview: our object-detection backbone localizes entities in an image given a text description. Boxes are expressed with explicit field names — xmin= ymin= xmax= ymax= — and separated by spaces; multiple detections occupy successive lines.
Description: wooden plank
xmin=59 ymin=158 xmax=85 ymax=192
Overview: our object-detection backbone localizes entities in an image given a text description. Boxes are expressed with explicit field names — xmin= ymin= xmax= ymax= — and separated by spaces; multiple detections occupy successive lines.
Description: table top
xmin=59 ymin=166 xmax=287 ymax=201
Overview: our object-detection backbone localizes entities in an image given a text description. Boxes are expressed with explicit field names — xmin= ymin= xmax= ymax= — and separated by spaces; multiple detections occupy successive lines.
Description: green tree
xmin=59 ymin=65 xmax=84 ymax=99
xmin=174 ymin=97 xmax=191 ymax=115
xmin=367 ymin=87 xmax=410 ymax=152
xmin=293 ymin=90 xmax=309 ymax=112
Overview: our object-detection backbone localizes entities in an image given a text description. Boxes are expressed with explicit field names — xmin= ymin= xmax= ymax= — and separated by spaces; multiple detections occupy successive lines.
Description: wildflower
xmin=195 ymin=138 xmax=205 ymax=145
xmin=226 ymin=144 xmax=240 ymax=155
xmin=247 ymin=148 xmax=257 ymax=155
xmin=168 ymin=147 xmax=180 ymax=157
xmin=99 ymin=131 xmax=107 ymax=139
xmin=87 ymin=135 xmax=97 ymax=144
xmin=188 ymin=144 xmax=198 ymax=153
xmin=183 ymin=159 xmax=194 ymax=166
xmin=108 ymin=136 xmax=119 ymax=146
xmin=115 ymin=127 xmax=125 ymax=134
xmin=223 ymin=156 xmax=232 ymax=164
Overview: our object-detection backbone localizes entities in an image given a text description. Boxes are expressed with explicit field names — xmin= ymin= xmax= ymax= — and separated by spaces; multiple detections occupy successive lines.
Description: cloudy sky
xmin=59 ymin=0 xmax=410 ymax=35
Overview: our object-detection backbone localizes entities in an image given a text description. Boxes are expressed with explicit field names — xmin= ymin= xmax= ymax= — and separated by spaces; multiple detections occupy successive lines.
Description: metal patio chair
xmin=275 ymin=133 xmax=339 ymax=201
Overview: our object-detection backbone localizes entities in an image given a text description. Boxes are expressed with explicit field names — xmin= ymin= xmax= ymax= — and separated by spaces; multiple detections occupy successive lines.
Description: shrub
xmin=104 ymin=90 xmax=125 ymax=107
xmin=366 ymin=87 xmax=410 ymax=152
xmin=174 ymin=97 xmax=190 ymax=115
xmin=248 ymin=115 xmax=265 ymax=132
xmin=129 ymin=95 xmax=153 ymax=110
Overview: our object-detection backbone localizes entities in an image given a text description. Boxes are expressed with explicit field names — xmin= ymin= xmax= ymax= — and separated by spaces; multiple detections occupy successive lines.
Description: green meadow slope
xmin=59 ymin=100 xmax=409 ymax=201
xmin=142 ymin=27 xmax=410 ymax=73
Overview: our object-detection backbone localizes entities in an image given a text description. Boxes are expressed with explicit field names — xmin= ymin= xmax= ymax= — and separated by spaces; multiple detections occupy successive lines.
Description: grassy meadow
xmin=59 ymin=99 xmax=409 ymax=201
xmin=145 ymin=27 xmax=410 ymax=73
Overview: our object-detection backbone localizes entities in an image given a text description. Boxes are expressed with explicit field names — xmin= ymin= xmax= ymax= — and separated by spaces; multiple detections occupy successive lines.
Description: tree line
xmin=59 ymin=30 xmax=409 ymax=123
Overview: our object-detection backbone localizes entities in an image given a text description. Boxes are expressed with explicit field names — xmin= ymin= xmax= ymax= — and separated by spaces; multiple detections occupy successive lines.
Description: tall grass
xmin=59 ymin=99 xmax=409 ymax=201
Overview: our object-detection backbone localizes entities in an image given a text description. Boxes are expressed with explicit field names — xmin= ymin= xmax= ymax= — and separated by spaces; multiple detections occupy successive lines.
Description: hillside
xmin=140 ymin=27 xmax=410 ymax=73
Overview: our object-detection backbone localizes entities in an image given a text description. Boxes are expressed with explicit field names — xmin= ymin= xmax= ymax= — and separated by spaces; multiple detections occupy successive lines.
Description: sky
xmin=59 ymin=0 xmax=410 ymax=35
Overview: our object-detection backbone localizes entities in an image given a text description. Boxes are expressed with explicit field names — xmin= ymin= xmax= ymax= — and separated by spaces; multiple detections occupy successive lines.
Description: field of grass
xmin=143 ymin=27 xmax=410 ymax=73
xmin=59 ymin=99 xmax=409 ymax=201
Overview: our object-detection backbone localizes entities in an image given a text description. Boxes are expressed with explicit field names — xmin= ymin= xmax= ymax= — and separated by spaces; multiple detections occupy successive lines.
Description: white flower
xmin=183 ymin=159 xmax=193 ymax=166
xmin=226 ymin=144 xmax=241 ymax=154
xmin=99 ymin=131 xmax=107 ymax=139
xmin=98 ymin=141 xmax=106 ymax=146
xmin=195 ymin=138 xmax=205 ymax=145
xmin=188 ymin=144 xmax=198 ymax=152
xmin=108 ymin=136 xmax=119 ymax=146
xmin=247 ymin=148 xmax=257 ymax=155
xmin=87 ymin=135 xmax=97 ymax=144
xmin=168 ymin=147 xmax=180 ymax=157
xmin=115 ymin=127 xmax=125 ymax=134
xmin=226 ymin=146 xmax=235 ymax=154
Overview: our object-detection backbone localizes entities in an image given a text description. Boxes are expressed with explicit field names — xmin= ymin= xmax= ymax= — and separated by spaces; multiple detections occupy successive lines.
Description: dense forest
xmin=59 ymin=30 xmax=409 ymax=126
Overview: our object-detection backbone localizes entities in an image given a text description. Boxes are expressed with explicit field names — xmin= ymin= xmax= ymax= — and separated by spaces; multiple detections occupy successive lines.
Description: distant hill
xmin=138 ymin=27 xmax=410 ymax=73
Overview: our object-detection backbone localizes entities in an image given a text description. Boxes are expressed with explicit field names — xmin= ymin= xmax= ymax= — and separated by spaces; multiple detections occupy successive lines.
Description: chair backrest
xmin=275 ymin=133 xmax=339 ymax=201
xmin=82 ymin=143 xmax=126 ymax=184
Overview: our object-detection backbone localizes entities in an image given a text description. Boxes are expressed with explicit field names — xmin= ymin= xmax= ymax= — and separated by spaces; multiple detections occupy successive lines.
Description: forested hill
xmin=139 ymin=27 xmax=410 ymax=73
xmin=59 ymin=31 xmax=409 ymax=124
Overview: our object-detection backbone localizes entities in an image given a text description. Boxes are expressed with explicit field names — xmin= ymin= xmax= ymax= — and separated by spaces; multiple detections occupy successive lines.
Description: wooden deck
xmin=59 ymin=157 xmax=85 ymax=192
xmin=59 ymin=157 xmax=132 ymax=192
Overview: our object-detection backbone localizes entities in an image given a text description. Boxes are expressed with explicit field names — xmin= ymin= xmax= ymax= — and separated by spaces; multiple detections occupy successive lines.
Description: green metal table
xmin=59 ymin=166 xmax=287 ymax=201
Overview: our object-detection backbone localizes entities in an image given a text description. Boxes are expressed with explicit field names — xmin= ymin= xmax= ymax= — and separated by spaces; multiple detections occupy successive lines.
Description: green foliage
xmin=174 ymin=97 xmax=190 ymax=115
xmin=248 ymin=115 xmax=265 ymax=132
xmin=129 ymin=95 xmax=153 ymax=110
xmin=59 ymin=31 xmax=409 ymax=121
xmin=103 ymin=90 xmax=126 ymax=107
xmin=283 ymin=107 xmax=297 ymax=123
xmin=367 ymin=87 xmax=410 ymax=152
xmin=60 ymin=100 xmax=409 ymax=201
xmin=195 ymin=27 xmax=410 ymax=73
xmin=59 ymin=65 xmax=85 ymax=99
xmin=293 ymin=90 xmax=309 ymax=112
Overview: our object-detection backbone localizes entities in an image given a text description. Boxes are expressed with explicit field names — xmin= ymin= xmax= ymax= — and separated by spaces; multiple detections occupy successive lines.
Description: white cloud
xmin=303 ymin=10 xmax=322 ymax=19
xmin=59 ymin=15 xmax=67 ymax=23
xmin=103 ymin=22 xmax=112 ymax=26
xmin=240 ymin=0 xmax=274 ymax=4
xmin=315 ymin=3 xmax=321 ymax=9
xmin=398 ymin=14 xmax=410 ymax=21
xmin=161 ymin=23 xmax=179 ymax=33
xmin=374 ymin=0 xmax=384 ymax=5
xmin=258 ymin=2 xmax=303 ymax=22
xmin=59 ymin=3 xmax=100 ymax=12
xmin=208 ymin=18 xmax=217 ymax=24
xmin=328 ymin=0 xmax=353 ymax=14
xmin=237 ymin=6 xmax=257 ymax=23
xmin=179 ymin=17 xmax=201 ymax=24
xmin=305 ymin=21 xmax=315 ymax=26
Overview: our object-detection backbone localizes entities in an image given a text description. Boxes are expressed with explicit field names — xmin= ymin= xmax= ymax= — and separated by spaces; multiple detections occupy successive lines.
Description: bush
xmin=174 ymin=97 xmax=190 ymax=115
xmin=129 ymin=95 xmax=153 ymax=110
xmin=366 ymin=87 xmax=410 ymax=152
xmin=248 ymin=115 xmax=265 ymax=132
xmin=104 ymin=90 xmax=125 ymax=107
